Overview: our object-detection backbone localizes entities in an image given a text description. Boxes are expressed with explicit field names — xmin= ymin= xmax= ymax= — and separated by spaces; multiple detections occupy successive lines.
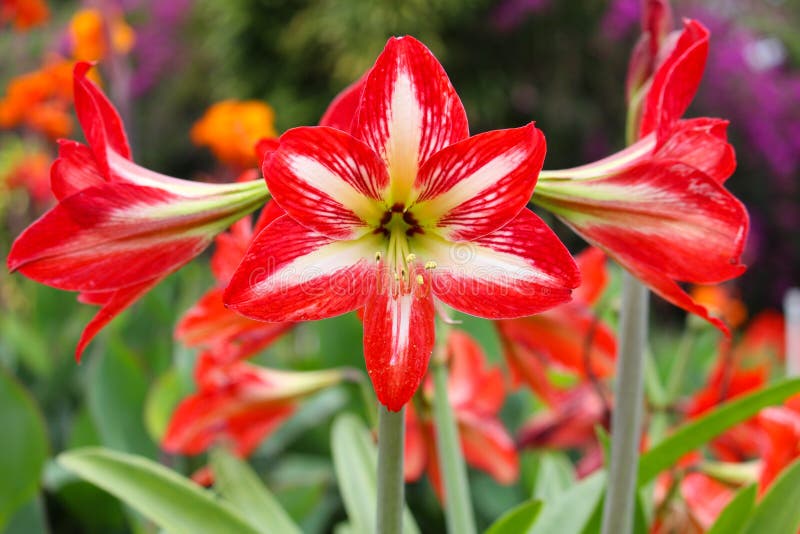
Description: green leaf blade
xmin=707 ymin=484 xmax=757 ymax=534
xmin=742 ymin=459 xmax=800 ymax=534
xmin=58 ymin=447 xmax=260 ymax=534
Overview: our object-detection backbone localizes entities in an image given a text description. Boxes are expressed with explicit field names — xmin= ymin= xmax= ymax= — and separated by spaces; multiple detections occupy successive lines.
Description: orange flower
xmin=0 ymin=59 xmax=74 ymax=138
xmin=2 ymin=150 xmax=52 ymax=204
xmin=190 ymin=100 xmax=279 ymax=167
xmin=68 ymin=8 xmax=135 ymax=62
xmin=1 ymin=0 xmax=49 ymax=30
xmin=690 ymin=284 xmax=748 ymax=330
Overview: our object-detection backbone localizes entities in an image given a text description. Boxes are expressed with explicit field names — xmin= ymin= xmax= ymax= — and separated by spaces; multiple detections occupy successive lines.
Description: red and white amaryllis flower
xmin=404 ymin=330 xmax=518 ymax=496
xmin=162 ymin=350 xmax=347 ymax=456
xmin=225 ymin=36 xmax=580 ymax=410
xmin=497 ymin=247 xmax=616 ymax=404
xmin=7 ymin=62 xmax=269 ymax=358
xmin=532 ymin=19 xmax=748 ymax=334
xmin=176 ymin=198 xmax=293 ymax=364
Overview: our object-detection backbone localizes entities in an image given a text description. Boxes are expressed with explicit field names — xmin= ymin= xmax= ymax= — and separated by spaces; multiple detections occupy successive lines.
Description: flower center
xmin=373 ymin=203 xmax=427 ymax=277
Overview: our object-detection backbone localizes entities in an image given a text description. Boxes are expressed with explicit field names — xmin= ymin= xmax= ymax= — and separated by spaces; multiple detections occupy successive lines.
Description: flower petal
xmin=654 ymin=118 xmax=736 ymax=183
xmin=224 ymin=215 xmax=381 ymax=322
xmin=415 ymin=209 xmax=580 ymax=319
xmin=319 ymin=73 xmax=367 ymax=132
xmin=411 ymin=124 xmax=545 ymax=240
xmin=459 ymin=413 xmax=518 ymax=484
xmin=446 ymin=330 xmax=506 ymax=415
xmin=403 ymin=407 xmax=428 ymax=482
xmin=264 ymin=126 xmax=389 ymax=238
xmin=535 ymin=160 xmax=748 ymax=285
xmin=573 ymin=246 xmax=608 ymax=306
xmin=75 ymin=277 xmax=161 ymax=359
xmin=73 ymin=61 xmax=131 ymax=176
xmin=639 ymin=20 xmax=709 ymax=141
xmin=363 ymin=263 xmax=435 ymax=411
xmin=51 ymin=140 xmax=106 ymax=200
xmin=352 ymin=36 xmax=469 ymax=206
xmin=7 ymin=183 xmax=219 ymax=291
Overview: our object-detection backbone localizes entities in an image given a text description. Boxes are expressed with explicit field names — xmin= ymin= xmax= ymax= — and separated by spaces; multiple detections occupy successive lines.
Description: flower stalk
xmin=377 ymin=405 xmax=406 ymax=534
xmin=432 ymin=348 xmax=477 ymax=534
xmin=601 ymin=272 xmax=649 ymax=534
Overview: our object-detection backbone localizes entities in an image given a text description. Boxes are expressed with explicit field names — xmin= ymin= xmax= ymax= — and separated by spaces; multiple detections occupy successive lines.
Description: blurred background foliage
xmin=0 ymin=0 xmax=798 ymax=533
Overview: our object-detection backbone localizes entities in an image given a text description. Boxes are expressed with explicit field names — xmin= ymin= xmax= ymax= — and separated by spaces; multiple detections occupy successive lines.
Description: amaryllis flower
xmin=532 ymin=19 xmax=748 ymax=334
xmin=404 ymin=330 xmax=518 ymax=496
xmin=176 ymin=198 xmax=293 ymax=363
xmin=162 ymin=351 xmax=347 ymax=456
xmin=225 ymin=36 xmax=580 ymax=410
xmin=652 ymin=467 xmax=738 ymax=534
xmin=7 ymin=62 xmax=269 ymax=358
xmin=756 ymin=395 xmax=800 ymax=492
xmin=517 ymin=383 xmax=610 ymax=477
xmin=497 ymin=247 xmax=616 ymax=404
xmin=0 ymin=0 xmax=49 ymax=30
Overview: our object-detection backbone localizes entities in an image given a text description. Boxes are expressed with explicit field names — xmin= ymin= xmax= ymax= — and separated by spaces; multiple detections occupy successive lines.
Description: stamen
xmin=415 ymin=274 xmax=424 ymax=285
xmin=375 ymin=251 xmax=382 ymax=262
xmin=424 ymin=261 xmax=437 ymax=270
xmin=406 ymin=253 xmax=416 ymax=263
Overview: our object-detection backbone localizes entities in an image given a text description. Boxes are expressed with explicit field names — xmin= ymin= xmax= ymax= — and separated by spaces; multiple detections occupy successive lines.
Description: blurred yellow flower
xmin=190 ymin=100 xmax=278 ymax=168
xmin=69 ymin=8 xmax=135 ymax=62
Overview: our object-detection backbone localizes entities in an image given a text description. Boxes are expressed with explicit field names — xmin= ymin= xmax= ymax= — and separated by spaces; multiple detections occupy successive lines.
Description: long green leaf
xmin=58 ymin=447 xmax=259 ymax=534
xmin=638 ymin=378 xmax=800 ymax=485
xmin=210 ymin=447 xmax=301 ymax=534
xmin=742 ymin=459 xmax=800 ymax=534
xmin=529 ymin=471 xmax=606 ymax=534
xmin=707 ymin=484 xmax=756 ymax=534
xmin=330 ymin=414 xmax=419 ymax=534
xmin=530 ymin=452 xmax=574 ymax=504
xmin=0 ymin=369 xmax=48 ymax=530
xmin=485 ymin=500 xmax=542 ymax=534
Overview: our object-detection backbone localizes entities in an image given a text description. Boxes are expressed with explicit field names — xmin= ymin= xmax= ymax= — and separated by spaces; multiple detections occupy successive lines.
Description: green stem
xmin=601 ymin=272 xmax=649 ymax=534
xmin=432 ymin=359 xmax=477 ymax=534
xmin=377 ymin=405 xmax=405 ymax=534
xmin=664 ymin=324 xmax=696 ymax=402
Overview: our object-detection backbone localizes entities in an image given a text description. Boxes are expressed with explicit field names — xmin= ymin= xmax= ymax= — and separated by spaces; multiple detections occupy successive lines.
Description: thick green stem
xmin=377 ymin=405 xmax=405 ymax=534
xmin=432 ymin=359 xmax=477 ymax=534
xmin=601 ymin=272 xmax=649 ymax=534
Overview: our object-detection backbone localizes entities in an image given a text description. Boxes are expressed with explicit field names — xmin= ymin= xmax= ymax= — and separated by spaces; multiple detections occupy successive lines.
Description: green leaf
xmin=2 ymin=496 xmax=48 ymax=534
xmin=638 ymin=378 xmax=800 ymax=485
xmin=707 ymin=484 xmax=756 ymax=534
xmin=144 ymin=368 xmax=185 ymax=443
xmin=330 ymin=414 xmax=419 ymax=534
xmin=530 ymin=452 xmax=575 ymax=504
xmin=0 ymin=368 xmax=48 ymax=530
xmin=742 ymin=459 xmax=800 ymax=534
xmin=209 ymin=447 xmax=301 ymax=534
xmin=485 ymin=499 xmax=542 ymax=534
xmin=58 ymin=447 xmax=259 ymax=534
xmin=529 ymin=471 xmax=606 ymax=534
xmin=87 ymin=347 xmax=158 ymax=458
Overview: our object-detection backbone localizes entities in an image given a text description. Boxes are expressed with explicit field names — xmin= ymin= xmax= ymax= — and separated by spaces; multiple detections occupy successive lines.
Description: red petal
xmin=417 ymin=209 xmax=580 ymax=319
xmin=211 ymin=217 xmax=253 ymax=284
xmin=8 ymin=183 xmax=213 ymax=291
xmin=572 ymin=247 xmax=608 ymax=306
xmin=73 ymin=62 xmax=131 ymax=176
xmin=459 ymin=413 xmax=518 ymax=484
xmin=412 ymin=124 xmax=545 ymax=240
xmin=639 ymin=20 xmax=709 ymax=141
xmin=319 ymin=73 xmax=367 ymax=132
xmin=224 ymin=215 xmax=380 ymax=322
xmin=655 ymin=118 xmax=736 ymax=183
xmin=75 ymin=277 xmax=161 ymax=359
xmin=50 ymin=140 xmax=105 ymax=201
xmin=536 ymin=160 xmax=749 ymax=331
xmin=403 ymin=406 xmax=428 ymax=482
xmin=352 ymin=36 xmax=469 ymax=206
xmin=446 ymin=330 xmax=506 ymax=415
xmin=264 ymin=126 xmax=389 ymax=238
xmin=363 ymin=263 xmax=435 ymax=411
xmin=681 ymin=473 xmax=735 ymax=530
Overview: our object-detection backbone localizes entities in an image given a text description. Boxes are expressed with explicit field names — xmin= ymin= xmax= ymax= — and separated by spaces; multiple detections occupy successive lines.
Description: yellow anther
xmin=424 ymin=261 xmax=437 ymax=270
xmin=375 ymin=251 xmax=382 ymax=262
xmin=406 ymin=253 xmax=417 ymax=263
xmin=416 ymin=274 xmax=424 ymax=285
